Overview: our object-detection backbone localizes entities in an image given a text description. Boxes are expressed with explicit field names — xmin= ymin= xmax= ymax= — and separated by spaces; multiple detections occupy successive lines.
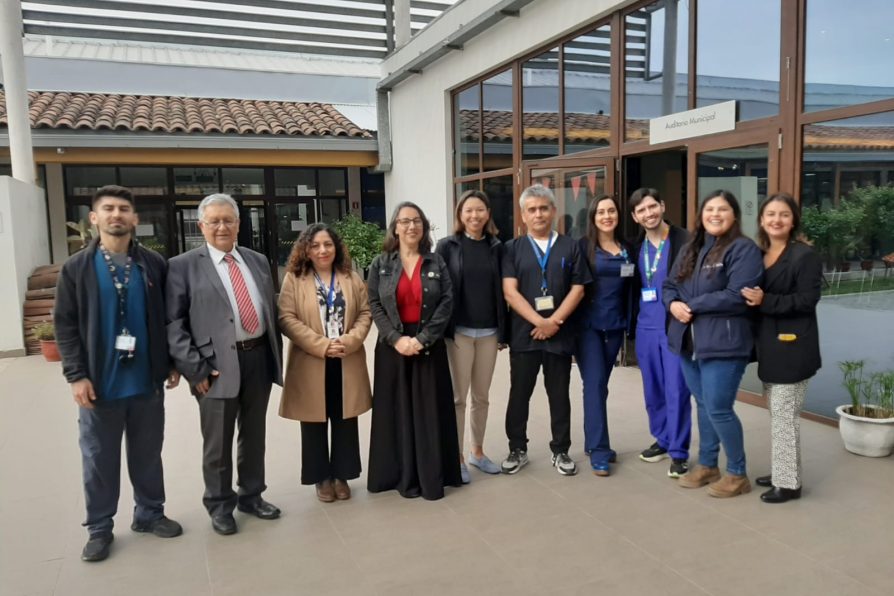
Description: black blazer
xmin=435 ymin=233 xmax=508 ymax=343
xmin=753 ymin=241 xmax=823 ymax=384
xmin=630 ymin=224 xmax=690 ymax=334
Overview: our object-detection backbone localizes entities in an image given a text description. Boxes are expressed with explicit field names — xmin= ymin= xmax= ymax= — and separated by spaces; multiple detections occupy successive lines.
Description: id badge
xmin=620 ymin=263 xmax=635 ymax=278
xmin=534 ymin=295 xmax=555 ymax=312
xmin=641 ymin=288 xmax=658 ymax=303
xmin=326 ymin=318 xmax=340 ymax=339
xmin=115 ymin=334 xmax=137 ymax=351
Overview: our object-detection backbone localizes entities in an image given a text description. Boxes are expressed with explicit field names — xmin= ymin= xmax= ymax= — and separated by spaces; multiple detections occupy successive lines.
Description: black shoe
xmin=668 ymin=458 xmax=689 ymax=478
xmin=211 ymin=513 xmax=237 ymax=535
xmin=237 ymin=498 xmax=281 ymax=520
xmin=760 ymin=486 xmax=802 ymax=503
xmin=639 ymin=442 xmax=669 ymax=463
xmin=755 ymin=475 xmax=773 ymax=487
xmin=608 ymin=453 xmax=617 ymax=463
xmin=131 ymin=516 xmax=183 ymax=538
xmin=81 ymin=533 xmax=114 ymax=562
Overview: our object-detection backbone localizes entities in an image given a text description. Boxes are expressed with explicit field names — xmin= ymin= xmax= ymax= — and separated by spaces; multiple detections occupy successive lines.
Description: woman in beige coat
xmin=278 ymin=223 xmax=372 ymax=502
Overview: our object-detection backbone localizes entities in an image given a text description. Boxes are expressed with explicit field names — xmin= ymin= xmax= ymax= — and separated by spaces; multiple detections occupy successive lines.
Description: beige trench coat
xmin=277 ymin=269 xmax=372 ymax=422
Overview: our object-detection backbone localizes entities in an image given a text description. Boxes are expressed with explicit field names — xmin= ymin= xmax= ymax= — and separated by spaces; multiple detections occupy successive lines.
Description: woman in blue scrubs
xmin=574 ymin=195 xmax=635 ymax=476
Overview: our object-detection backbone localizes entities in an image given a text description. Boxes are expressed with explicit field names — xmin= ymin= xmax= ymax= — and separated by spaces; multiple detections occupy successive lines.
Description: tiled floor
xmin=1 ymin=337 xmax=892 ymax=596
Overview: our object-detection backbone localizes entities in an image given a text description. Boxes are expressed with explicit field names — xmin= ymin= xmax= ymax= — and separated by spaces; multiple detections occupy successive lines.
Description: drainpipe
xmin=373 ymin=89 xmax=392 ymax=173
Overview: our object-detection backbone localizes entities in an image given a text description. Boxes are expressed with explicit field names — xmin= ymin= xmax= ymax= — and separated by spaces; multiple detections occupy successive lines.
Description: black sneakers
xmin=668 ymin=458 xmax=689 ymax=478
xmin=501 ymin=449 xmax=529 ymax=474
xmin=639 ymin=442 xmax=669 ymax=463
xmin=81 ymin=533 xmax=114 ymax=562
xmin=131 ymin=516 xmax=183 ymax=538
xmin=551 ymin=452 xmax=578 ymax=476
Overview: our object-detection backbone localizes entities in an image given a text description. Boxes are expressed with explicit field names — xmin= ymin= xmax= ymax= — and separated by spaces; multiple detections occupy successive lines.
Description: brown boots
xmin=677 ymin=465 xmax=751 ymax=498
xmin=316 ymin=478 xmax=351 ymax=502
xmin=677 ymin=465 xmax=721 ymax=488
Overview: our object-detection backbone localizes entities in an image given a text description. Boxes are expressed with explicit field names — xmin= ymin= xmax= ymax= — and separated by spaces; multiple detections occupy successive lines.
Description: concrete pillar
xmin=0 ymin=0 xmax=36 ymax=183
xmin=660 ymin=0 xmax=679 ymax=116
xmin=44 ymin=163 xmax=69 ymax=263
xmin=395 ymin=0 xmax=411 ymax=47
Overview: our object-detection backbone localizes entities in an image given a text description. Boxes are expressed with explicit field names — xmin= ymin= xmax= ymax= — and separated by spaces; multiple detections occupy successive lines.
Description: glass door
xmin=523 ymin=158 xmax=615 ymax=239
xmin=272 ymin=199 xmax=317 ymax=283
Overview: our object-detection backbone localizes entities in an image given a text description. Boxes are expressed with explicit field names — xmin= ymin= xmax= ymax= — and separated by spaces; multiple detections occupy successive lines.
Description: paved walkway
xmin=2 ymin=337 xmax=893 ymax=596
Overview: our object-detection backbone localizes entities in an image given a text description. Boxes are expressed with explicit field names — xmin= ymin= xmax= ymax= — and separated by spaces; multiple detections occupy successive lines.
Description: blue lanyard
xmin=642 ymin=232 xmax=667 ymax=288
xmin=528 ymin=234 xmax=554 ymax=294
xmin=314 ymin=270 xmax=336 ymax=313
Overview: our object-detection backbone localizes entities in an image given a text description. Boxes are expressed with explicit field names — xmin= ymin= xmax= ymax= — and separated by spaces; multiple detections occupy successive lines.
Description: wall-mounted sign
xmin=649 ymin=100 xmax=736 ymax=145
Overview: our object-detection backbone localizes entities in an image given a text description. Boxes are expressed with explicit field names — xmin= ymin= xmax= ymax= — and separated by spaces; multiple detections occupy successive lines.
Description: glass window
xmin=275 ymin=168 xmax=316 ymax=197
xmin=697 ymin=0 xmax=780 ymax=120
xmin=65 ymin=166 xmax=116 ymax=197
xmin=174 ymin=168 xmax=219 ymax=196
xmin=624 ymin=0 xmax=690 ymax=142
xmin=482 ymin=70 xmax=514 ymax=172
xmin=222 ymin=168 xmax=264 ymax=196
xmin=805 ymin=0 xmax=894 ymax=113
xmin=482 ymin=175 xmax=515 ymax=244
xmin=319 ymin=169 xmax=347 ymax=196
xmin=455 ymin=85 xmax=480 ymax=176
xmin=522 ymin=47 xmax=560 ymax=160
xmin=531 ymin=165 xmax=609 ymax=239
xmin=696 ymin=145 xmax=769 ymax=240
xmin=133 ymin=202 xmax=171 ymax=257
xmin=564 ymin=24 xmax=612 ymax=154
xmin=361 ymin=170 xmax=386 ymax=228
xmin=120 ymin=167 xmax=168 ymax=196
xmin=65 ymin=201 xmax=93 ymax=255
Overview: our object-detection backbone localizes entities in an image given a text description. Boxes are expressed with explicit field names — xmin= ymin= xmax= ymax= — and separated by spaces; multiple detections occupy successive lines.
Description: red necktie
xmin=223 ymin=253 xmax=260 ymax=335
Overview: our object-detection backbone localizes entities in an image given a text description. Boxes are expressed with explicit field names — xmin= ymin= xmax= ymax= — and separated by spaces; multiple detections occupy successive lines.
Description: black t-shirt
xmin=457 ymin=234 xmax=499 ymax=329
xmin=502 ymin=233 xmax=591 ymax=355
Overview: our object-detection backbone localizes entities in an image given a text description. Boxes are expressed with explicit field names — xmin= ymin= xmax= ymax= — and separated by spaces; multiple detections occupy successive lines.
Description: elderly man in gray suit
xmin=166 ymin=193 xmax=283 ymax=536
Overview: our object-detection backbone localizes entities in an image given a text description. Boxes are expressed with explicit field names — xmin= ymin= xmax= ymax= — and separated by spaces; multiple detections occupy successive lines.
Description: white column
xmin=0 ymin=0 xmax=35 ymax=183
xmin=395 ymin=0 xmax=411 ymax=47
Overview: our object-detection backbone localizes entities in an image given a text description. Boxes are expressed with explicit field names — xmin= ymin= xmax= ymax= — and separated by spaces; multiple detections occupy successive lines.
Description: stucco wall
xmin=383 ymin=0 xmax=628 ymax=238
xmin=0 ymin=177 xmax=50 ymax=355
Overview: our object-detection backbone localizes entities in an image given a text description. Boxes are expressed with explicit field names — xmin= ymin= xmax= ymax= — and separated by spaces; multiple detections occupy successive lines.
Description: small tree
xmin=331 ymin=214 xmax=385 ymax=275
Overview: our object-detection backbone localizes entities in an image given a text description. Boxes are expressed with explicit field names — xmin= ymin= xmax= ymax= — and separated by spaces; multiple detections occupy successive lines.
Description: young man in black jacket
xmin=629 ymin=188 xmax=692 ymax=479
xmin=54 ymin=185 xmax=182 ymax=562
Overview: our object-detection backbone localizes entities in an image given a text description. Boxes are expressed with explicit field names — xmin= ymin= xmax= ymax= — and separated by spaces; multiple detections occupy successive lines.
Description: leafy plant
xmin=839 ymin=360 xmax=894 ymax=419
xmin=331 ymin=214 xmax=385 ymax=275
xmin=844 ymin=185 xmax=894 ymax=259
xmin=32 ymin=322 xmax=55 ymax=341
xmin=802 ymin=202 xmax=863 ymax=268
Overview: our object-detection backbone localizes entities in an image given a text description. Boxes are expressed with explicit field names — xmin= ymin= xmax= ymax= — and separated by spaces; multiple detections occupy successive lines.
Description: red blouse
xmin=396 ymin=257 xmax=423 ymax=324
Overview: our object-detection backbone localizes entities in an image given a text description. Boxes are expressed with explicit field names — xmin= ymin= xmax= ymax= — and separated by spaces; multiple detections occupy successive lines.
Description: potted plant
xmin=33 ymin=322 xmax=61 ymax=362
xmin=331 ymin=214 xmax=385 ymax=279
xmin=835 ymin=360 xmax=894 ymax=457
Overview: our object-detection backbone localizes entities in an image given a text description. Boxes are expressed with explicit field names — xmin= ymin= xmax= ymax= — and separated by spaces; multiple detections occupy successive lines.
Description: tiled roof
xmin=804 ymin=123 xmax=894 ymax=150
xmin=0 ymin=91 xmax=373 ymax=138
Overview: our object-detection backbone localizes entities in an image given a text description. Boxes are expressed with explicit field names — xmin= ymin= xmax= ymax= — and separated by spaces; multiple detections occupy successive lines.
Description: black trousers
xmin=505 ymin=350 xmax=572 ymax=454
xmin=300 ymin=358 xmax=361 ymax=484
xmin=78 ymin=393 xmax=166 ymax=536
xmin=198 ymin=345 xmax=272 ymax=516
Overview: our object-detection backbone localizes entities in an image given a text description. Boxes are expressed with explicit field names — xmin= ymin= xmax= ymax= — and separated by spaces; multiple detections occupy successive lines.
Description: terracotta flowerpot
xmin=860 ymin=260 xmax=874 ymax=272
xmin=40 ymin=340 xmax=61 ymax=362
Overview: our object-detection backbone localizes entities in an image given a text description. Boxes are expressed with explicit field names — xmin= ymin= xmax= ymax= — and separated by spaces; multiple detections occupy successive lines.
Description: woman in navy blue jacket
xmin=574 ymin=195 xmax=635 ymax=476
xmin=662 ymin=190 xmax=763 ymax=498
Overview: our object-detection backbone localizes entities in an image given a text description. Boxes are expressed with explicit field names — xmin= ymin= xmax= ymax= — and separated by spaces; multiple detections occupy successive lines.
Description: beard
xmin=103 ymin=223 xmax=132 ymax=237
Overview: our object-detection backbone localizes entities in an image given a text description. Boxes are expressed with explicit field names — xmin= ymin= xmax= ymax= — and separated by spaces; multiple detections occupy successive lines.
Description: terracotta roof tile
xmin=0 ymin=91 xmax=372 ymax=139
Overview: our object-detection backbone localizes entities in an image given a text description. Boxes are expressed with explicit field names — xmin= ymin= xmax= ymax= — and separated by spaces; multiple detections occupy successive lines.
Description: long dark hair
xmin=453 ymin=189 xmax=500 ymax=236
xmin=756 ymin=192 xmax=801 ymax=251
xmin=286 ymin=223 xmax=351 ymax=276
xmin=383 ymin=201 xmax=433 ymax=254
xmin=676 ymin=190 xmax=743 ymax=281
xmin=585 ymin=194 xmax=624 ymax=265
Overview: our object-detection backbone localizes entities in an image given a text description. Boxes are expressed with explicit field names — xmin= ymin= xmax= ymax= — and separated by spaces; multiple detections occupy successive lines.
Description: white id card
xmin=534 ymin=295 xmax=555 ymax=312
xmin=620 ymin=263 xmax=635 ymax=277
xmin=641 ymin=288 xmax=658 ymax=303
xmin=115 ymin=334 xmax=137 ymax=351
xmin=326 ymin=318 xmax=340 ymax=339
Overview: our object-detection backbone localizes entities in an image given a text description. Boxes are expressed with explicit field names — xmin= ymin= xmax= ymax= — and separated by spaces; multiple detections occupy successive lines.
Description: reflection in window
xmin=624 ymin=0 xmax=689 ymax=141
xmin=482 ymin=175 xmax=515 ymax=244
xmin=174 ymin=168 xmax=219 ymax=196
xmin=455 ymin=86 xmax=480 ymax=176
xmin=522 ymin=48 xmax=560 ymax=160
xmin=361 ymin=170 xmax=386 ymax=228
xmin=805 ymin=0 xmax=894 ymax=113
xmin=65 ymin=166 xmax=116 ymax=197
xmin=697 ymin=0 xmax=780 ymax=120
xmin=120 ymin=167 xmax=168 ymax=196
xmin=564 ymin=24 xmax=612 ymax=153
xmin=531 ymin=165 xmax=608 ymax=239
xmin=482 ymin=70 xmax=514 ymax=171
xmin=222 ymin=168 xmax=264 ymax=195
xmin=134 ymin=202 xmax=170 ymax=257
xmin=319 ymin=169 xmax=347 ymax=196
xmin=65 ymin=202 xmax=93 ymax=255
xmin=275 ymin=169 xmax=316 ymax=196
xmin=696 ymin=145 xmax=769 ymax=240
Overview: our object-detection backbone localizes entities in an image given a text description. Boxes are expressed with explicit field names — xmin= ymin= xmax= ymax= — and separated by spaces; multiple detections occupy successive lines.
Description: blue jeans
xmin=679 ymin=358 xmax=748 ymax=476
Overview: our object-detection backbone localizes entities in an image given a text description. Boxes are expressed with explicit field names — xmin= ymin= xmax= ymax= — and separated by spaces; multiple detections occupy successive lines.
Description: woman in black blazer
xmin=742 ymin=193 xmax=823 ymax=504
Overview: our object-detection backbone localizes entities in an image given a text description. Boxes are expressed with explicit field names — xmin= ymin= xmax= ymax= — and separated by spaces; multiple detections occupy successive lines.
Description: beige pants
xmin=447 ymin=333 xmax=499 ymax=453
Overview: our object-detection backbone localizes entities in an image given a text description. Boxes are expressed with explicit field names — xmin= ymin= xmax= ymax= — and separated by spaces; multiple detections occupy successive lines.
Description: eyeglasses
xmin=202 ymin=219 xmax=238 ymax=229
xmin=396 ymin=218 xmax=423 ymax=228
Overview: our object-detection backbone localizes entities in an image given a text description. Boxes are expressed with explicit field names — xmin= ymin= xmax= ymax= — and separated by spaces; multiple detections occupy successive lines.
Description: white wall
xmin=0 ymin=177 xmax=50 ymax=355
xmin=383 ymin=0 xmax=627 ymax=238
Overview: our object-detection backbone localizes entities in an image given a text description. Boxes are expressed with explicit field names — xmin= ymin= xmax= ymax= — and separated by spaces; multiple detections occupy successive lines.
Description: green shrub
xmin=332 ymin=214 xmax=385 ymax=274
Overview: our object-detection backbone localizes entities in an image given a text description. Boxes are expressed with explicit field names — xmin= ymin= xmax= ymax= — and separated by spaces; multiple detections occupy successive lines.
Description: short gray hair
xmin=198 ymin=193 xmax=239 ymax=221
xmin=518 ymin=184 xmax=557 ymax=209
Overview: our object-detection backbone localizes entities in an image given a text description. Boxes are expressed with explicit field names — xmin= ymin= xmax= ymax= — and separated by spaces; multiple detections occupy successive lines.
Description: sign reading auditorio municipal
xmin=649 ymin=100 xmax=737 ymax=145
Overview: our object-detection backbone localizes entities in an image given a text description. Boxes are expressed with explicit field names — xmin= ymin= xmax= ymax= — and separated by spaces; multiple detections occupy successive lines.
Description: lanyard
xmin=98 ymin=243 xmax=133 ymax=333
xmin=642 ymin=231 xmax=668 ymax=288
xmin=528 ymin=233 xmax=554 ymax=295
xmin=314 ymin=270 xmax=337 ymax=317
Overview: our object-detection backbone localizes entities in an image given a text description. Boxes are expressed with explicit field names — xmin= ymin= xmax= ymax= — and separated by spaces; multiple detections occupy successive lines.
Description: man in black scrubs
xmin=501 ymin=184 xmax=590 ymax=476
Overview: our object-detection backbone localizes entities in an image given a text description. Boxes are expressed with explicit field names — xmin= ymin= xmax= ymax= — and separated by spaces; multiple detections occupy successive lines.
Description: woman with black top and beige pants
xmin=436 ymin=190 xmax=507 ymax=484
